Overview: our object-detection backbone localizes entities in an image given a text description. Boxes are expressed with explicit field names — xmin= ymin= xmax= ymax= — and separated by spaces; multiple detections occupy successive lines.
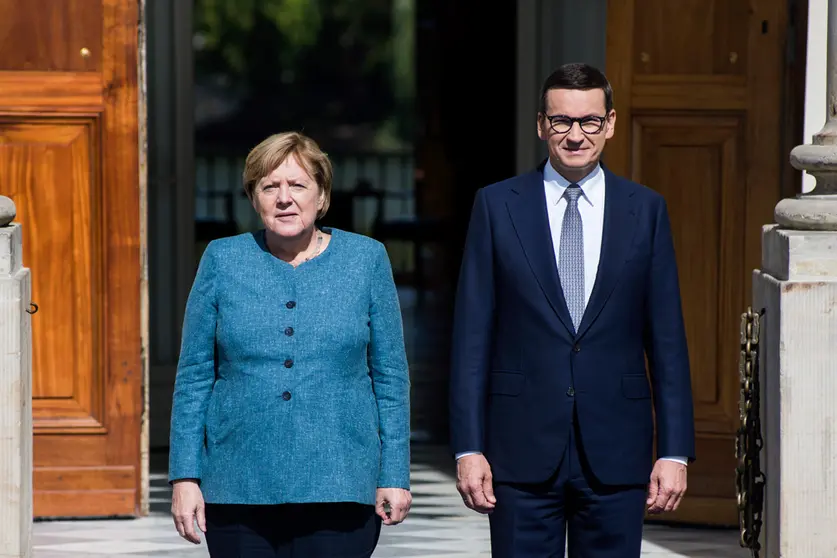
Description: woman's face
xmin=252 ymin=156 xmax=324 ymax=240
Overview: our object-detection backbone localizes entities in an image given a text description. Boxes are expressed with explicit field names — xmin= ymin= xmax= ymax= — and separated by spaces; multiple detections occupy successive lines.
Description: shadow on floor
xmin=640 ymin=523 xmax=749 ymax=558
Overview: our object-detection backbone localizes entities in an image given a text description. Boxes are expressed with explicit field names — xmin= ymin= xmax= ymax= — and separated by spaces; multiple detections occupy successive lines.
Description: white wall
xmin=804 ymin=0 xmax=828 ymax=193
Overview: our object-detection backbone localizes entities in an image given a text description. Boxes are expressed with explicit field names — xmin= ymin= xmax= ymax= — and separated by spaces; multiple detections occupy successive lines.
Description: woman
xmin=168 ymin=131 xmax=412 ymax=557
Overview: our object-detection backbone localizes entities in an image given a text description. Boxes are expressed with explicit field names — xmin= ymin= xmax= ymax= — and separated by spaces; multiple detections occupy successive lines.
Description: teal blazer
xmin=168 ymin=228 xmax=411 ymax=505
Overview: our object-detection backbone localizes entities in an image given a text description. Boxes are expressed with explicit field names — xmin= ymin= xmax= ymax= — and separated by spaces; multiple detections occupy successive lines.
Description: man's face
xmin=537 ymin=88 xmax=615 ymax=178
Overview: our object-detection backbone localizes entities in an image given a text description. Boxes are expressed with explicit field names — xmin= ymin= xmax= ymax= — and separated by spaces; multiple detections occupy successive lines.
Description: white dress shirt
xmin=456 ymin=161 xmax=686 ymax=467
xmin=544 ymin=159 xmax=605 ymax=308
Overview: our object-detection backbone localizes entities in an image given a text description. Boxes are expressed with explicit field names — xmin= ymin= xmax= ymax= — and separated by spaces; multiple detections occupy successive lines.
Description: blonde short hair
xmin=242 ymin=132 xmax=333 ymax=220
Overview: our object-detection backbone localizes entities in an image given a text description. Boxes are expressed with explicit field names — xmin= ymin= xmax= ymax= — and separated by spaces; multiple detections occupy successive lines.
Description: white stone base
xmin=754 ymin=225 xmax=837 ymax=558
xmin=0 ymin=224 xmax=32 ymax=558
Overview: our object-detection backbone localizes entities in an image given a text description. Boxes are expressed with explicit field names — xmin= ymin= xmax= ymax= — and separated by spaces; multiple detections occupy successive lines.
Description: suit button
xmin=285 ymin=327 xmax=294 ymax=336
xmin=286 ymin=301 xmax=296 ymax=309
xmin=573 ymin=344 xmax=581 ymax=353
xmin=284 ymin=359 xmax=294 ymax=368
xmin=567 ymin=387 xmax=575 ymax=397
xmin=282 ymin=391 xmax=291 ymax=401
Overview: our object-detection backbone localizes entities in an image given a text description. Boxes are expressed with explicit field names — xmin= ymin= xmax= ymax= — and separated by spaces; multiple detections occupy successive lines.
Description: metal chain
xmin=735 ymin=307 xmax=766 ymax=558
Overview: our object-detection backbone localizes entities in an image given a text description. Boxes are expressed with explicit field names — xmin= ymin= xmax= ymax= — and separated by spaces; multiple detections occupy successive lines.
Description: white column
xmin=0 ymin=197 xmax=32 ymax=558
xmin=754 ymin=1 xmax=837 ymax=556
xmin=802 ymin=0 xmax=828 ymax=193
xmin=776 ymin=0 xmax=837 ymax=226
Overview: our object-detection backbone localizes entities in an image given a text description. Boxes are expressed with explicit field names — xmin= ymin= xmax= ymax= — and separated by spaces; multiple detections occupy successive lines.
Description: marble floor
xmin=33 ymin=445 xmax=749 ymax=558
xmin=32 ymin=289 xmax=751 ymax=557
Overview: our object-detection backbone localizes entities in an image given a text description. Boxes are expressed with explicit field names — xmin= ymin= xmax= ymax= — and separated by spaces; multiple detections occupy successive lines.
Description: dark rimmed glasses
xmin=543 ymin=114 xmax=608 ymax=135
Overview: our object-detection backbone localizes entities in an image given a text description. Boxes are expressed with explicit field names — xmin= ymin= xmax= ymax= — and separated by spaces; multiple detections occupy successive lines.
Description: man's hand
xmin=376 ymin=488 xmax=411 ymax=525
xmin=646 ymin=459 xmax=687 ymax=514
xmin=456 ymin=453 xmax=496 ymax=514
xmin=171 ymin=479 xmax=206 ymax=544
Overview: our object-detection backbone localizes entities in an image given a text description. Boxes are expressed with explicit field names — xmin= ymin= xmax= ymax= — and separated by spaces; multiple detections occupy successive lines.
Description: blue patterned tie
xmin=558 ymin=184 xmax=584 ymax=332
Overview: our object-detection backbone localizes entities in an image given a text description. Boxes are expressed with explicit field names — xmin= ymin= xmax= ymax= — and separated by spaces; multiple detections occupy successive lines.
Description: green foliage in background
xmin=195 ymin=0 xmax=322 ymax=73
xmin=194 ymin=0 xmax=414 ymax=150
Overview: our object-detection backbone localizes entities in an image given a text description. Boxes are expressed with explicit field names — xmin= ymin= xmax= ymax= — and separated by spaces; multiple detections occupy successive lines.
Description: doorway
xmin=605 ymin=0 xmax=805 ymax=525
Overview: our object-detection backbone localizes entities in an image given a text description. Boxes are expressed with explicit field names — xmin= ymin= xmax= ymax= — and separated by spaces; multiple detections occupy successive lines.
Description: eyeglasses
xmin=543 ymin=114 xmax=608 ymax=135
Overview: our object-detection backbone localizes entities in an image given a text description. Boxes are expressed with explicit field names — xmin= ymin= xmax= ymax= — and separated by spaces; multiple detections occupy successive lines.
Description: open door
xmin=0 ymin=0 xmax=143 ymax=517
xmin=605 ymin=0 xmax=797 ymax=525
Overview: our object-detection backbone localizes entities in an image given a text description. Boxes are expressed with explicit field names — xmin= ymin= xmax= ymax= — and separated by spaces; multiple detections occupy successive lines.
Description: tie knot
xmin=564 ymin=184 xmax=582 ymax=203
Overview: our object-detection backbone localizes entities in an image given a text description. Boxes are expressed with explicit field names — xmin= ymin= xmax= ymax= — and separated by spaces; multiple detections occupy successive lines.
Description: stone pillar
xmin=754 ymin=1 xmax=837 ymax=556
xmin=0 ymin=197 xmax=33 ymax=558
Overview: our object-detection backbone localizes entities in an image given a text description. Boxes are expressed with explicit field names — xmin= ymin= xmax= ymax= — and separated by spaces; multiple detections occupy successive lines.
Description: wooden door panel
xmin=0 ymin=0 xmax=103 ymax=72
xmin=0 ymin=0 xmax=141 ymax=518
xmin=0 ymin=118 xmax=105 ymax=431
xmin=0 ymin=73 xmax=103 ymax=112
xmin=607 ymin=0 xmax=788 ymax=525
xmin=632 ymin=116 xmax=744 ymax=435
xmin=633 ymin=0 xmax=749 ymax=76
xmin=34 ymin=439 xmax=136 ymax=517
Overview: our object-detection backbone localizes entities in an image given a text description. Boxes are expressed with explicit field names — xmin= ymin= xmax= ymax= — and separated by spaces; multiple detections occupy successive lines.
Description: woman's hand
xmin=171 ymin=479 xmax=206 ymax=544
xmin=375 ymin=487 xmax=412 ymax=525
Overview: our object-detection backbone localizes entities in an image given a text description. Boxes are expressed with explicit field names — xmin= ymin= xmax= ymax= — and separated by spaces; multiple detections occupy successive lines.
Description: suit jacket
xmin=168 ymin=228 xmax=411 ymax=505
xmin=449 ymin=163 xmax=696 ymax=486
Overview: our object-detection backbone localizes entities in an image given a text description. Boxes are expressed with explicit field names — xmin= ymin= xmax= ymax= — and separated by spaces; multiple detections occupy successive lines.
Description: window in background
xmin=191 ymin=0 xmax=416 ymax=278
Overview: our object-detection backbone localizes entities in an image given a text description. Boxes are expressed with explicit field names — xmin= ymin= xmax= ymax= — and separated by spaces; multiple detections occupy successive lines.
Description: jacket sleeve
xmin=449 ymin=188 xmax=495 ymax=456
xmin=168 ymin=242 xmax=219 ymax=482
xmin=367 ymin=243 xmax=411 ymax=489
xmin=644 ymin=198 xmax=696 ymax=462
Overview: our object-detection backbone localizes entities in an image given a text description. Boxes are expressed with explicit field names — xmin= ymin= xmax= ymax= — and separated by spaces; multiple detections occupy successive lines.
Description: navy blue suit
xmin=449 ymin=163 xmax=696 ymax=557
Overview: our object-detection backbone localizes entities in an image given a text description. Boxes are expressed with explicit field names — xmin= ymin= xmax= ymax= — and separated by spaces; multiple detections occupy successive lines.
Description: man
xmin=449 ymin=63 xmax=696 ymax=557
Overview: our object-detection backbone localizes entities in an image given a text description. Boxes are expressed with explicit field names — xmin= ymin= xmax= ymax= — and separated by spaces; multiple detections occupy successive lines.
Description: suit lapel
xmin=506 ymin=168 xmax=575 ymax=337
xmin=576 ymin=168 xmax=638 ymax=339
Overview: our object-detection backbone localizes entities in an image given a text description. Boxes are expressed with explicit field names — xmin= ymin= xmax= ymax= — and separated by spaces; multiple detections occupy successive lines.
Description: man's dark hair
xmin=539 ymin=63 xmax=613 ymax=114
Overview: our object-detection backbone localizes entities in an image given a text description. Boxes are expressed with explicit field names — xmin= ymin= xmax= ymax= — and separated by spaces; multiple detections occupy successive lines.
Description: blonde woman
xmin=168 ymin=132 xmax=412 ymax=557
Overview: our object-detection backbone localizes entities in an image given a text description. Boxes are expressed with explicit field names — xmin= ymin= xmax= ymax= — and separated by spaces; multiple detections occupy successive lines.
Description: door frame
xmin=138 ymin=0 xmax=149 ymax=517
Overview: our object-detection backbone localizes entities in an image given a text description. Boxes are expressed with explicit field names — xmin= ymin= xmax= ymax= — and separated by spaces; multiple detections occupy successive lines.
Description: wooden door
xmin=0 ymin=0 xmax=142 ymax=517
xmin=605 ymin=0 xmax=792 ymax=526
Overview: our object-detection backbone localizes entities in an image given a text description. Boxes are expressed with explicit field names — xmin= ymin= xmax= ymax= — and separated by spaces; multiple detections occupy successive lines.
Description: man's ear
xmin=537 ymin=113 xmax=548 ymax=141
xmin=605 ymin=109 xmax=616 ymax=140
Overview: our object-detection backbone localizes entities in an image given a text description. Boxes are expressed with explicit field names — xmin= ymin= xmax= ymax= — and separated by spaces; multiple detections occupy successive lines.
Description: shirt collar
xmin=543 ymin=159 xmax=604 ymax=206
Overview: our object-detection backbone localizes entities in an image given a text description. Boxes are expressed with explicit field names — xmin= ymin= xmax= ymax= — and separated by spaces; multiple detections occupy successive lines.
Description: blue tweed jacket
xmin=168 ymin=228 xmax=411 ymax=505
